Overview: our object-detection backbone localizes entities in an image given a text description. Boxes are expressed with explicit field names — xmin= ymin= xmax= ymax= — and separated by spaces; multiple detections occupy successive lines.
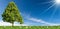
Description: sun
xmin=55 ymin=0 xmax=60 ymax=4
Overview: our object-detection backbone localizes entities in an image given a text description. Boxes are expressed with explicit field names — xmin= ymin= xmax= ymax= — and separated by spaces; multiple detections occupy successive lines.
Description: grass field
xmin=0 ymin=26 xmax=60 ymax=29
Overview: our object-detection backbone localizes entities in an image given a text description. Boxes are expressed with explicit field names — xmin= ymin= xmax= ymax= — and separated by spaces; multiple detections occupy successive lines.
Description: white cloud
xmin=0 ymin=21 xmax=28 ymax=26
xmin=0 ymin=21 xmax=12 ymax=26
xmin=28 ymin=18 xmax=60 ymax=26
xmin=21 ymin=13 xmax=60 ymax=26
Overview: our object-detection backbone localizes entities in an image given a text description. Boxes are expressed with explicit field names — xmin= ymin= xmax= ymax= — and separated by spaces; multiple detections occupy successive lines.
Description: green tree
xmin=2 ymin=1 xmax=23 ymax=26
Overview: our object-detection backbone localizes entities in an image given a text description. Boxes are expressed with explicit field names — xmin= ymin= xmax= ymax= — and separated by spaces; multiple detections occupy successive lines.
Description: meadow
xmin=0 ymin=26 xmax=60 ymax=29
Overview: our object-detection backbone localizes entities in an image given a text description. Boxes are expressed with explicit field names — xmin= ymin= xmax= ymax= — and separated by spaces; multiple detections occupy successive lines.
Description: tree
xmin=2 ymin=1 xmax=23 ymax=26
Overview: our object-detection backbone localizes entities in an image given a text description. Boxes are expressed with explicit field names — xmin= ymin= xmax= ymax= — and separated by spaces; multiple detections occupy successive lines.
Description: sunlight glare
xmin=55 ymin=0 xmax=60 ymax=4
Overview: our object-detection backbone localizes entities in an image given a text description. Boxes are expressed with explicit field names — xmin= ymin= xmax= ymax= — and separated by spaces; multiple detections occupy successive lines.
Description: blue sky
xmin=0 ymin=0 xmax=60 ymax=26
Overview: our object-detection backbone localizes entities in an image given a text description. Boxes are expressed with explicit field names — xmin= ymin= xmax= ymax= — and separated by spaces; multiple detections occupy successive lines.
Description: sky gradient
xmin=0 ymin=0 xmax=60 ymax=26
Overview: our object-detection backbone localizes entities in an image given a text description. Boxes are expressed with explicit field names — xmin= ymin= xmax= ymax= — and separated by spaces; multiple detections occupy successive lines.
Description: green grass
xmin=0 ymin=26 xmax=60 ymax=29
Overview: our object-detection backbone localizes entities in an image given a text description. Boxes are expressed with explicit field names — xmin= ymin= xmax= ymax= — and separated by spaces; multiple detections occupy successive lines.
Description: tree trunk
xmin=11 ymin=23 xmax=14 ymax=29
xmin=20 ymin=24 xmax=22 ymax=26
xmin=12 ymin=23 xmax=14 ymax=27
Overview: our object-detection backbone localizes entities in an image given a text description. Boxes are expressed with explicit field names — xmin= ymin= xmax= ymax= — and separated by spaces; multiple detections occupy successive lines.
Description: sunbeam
xmin=49 ymin=6 xmax=58 ymax=21
xmin=40 ymin=1 xmax=53 ymax=4
xmin=40 ymin=3 xmax=56 ymax=15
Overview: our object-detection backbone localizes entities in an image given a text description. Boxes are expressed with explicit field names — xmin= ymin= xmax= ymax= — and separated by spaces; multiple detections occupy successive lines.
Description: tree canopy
xmin=2 ymin=1 xmax=23 ymax=26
